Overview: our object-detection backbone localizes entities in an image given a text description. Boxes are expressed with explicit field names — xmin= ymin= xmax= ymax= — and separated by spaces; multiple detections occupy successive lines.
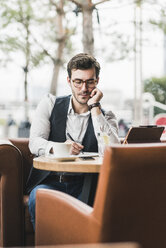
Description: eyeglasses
xmin=71 ymin=79 xmax=98 ymax=89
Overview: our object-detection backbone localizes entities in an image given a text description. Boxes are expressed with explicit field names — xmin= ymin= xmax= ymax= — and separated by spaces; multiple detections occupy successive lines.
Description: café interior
xmin=1 ymin=0 xmax=166 ymax=247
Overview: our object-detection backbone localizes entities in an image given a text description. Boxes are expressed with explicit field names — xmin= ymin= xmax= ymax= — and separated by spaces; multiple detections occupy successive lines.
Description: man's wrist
xmin=88 ymin=102 xmax=101 ymax=111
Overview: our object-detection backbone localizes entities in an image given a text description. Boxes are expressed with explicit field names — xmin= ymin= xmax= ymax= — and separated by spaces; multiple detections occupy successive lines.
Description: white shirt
xmin=29 ymin=94 xmax=119 ymax=156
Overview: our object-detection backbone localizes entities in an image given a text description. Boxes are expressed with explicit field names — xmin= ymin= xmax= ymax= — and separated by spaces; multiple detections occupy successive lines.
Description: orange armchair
xmin=36 ymin=143 xmax=166 ymax=248
xmin=0 ymin=139 xmax=34 ymax=246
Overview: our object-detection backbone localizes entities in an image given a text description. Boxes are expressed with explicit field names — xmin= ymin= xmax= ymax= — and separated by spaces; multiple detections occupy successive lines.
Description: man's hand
xmin=87 ymin=87 xmax=103 ymax=106
xmin=65 ymin=140 xmax=84 ymax=155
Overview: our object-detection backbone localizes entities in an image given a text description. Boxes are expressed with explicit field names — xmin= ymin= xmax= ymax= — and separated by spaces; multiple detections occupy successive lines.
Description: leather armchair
xmin=36 ymin=143 xmax=166 ymax=248
xmin=0 ymin=138 xmax=34 ymax=246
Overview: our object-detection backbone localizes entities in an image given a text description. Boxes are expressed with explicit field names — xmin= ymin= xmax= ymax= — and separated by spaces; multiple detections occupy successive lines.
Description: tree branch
xmin=68 ymin=0 xmax=82 ymax=7
xmin=31 ymin=34 xmax=56 ymax=63
xmin=49 ymin=0 xmax=65 ymax=15
xmin=93 ymin=0 xmax=110 ymax=7
xmin=49 ymin=0 xmax=58 ymax=9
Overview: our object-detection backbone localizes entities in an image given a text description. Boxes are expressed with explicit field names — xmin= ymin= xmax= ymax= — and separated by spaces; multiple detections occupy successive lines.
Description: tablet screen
xmin=123 ymin=126 xmax=164 ymax=144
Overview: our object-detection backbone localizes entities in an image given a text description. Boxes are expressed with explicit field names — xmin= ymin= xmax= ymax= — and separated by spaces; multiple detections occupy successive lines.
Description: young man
xmin=26 ymin=53 xmax=119 ymax=229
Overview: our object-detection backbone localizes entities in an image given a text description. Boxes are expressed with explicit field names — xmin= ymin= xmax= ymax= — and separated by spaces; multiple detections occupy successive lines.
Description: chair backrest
xmin=93 ymin=143 xmax=166 ymax=248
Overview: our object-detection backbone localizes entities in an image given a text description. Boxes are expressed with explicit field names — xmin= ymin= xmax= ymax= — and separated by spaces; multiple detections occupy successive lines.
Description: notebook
xmin=123 ymin=125 xmax=164 ymax=144
xmin=45 ymin=152 xmax=99 ymax=161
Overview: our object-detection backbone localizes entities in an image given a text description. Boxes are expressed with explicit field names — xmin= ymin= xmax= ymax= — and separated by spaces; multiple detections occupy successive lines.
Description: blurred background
xmin=0 ymin=0 xmax=166 ymax=139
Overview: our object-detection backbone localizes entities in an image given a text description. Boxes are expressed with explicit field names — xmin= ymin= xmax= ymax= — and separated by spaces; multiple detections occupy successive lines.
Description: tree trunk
xmin=50 ymin=40 xmax=66 ymax=95
xmin=24 ymin=14 xmax=30 ymax=120
xmin=24 ymin=67 xmax=28 ymax=102
xmin=82 ymin=4 xmax=94 ymax=55
xmin=69 ymin=0 xmax=110 ymax=55
xmin=50 ymin=0 xmax=109 ymax=94
xmin=50 ymin=0 xmax=66 ymax=95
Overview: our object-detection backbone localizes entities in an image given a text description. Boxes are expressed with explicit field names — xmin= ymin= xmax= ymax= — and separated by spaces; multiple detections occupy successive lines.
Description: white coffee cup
xmin=52 ymin=143 xmax=72 ymax=157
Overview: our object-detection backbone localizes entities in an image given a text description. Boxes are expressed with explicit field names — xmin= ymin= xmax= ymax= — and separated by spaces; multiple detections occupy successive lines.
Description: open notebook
xmin=123 ymin=125 xmax=164 ymax=144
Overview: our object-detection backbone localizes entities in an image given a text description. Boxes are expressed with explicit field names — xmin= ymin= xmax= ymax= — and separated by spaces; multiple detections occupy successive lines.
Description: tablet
xmin=123 ymin=125 xmax=164 ymax=144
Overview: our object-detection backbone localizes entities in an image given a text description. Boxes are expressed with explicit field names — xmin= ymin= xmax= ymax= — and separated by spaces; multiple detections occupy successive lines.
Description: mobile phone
xmin=81 ymin=157 xmax=95 ymax=160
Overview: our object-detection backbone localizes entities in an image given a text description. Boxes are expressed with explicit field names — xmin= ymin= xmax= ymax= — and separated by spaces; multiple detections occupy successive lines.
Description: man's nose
xmin=81 ymin=82 xmax=88 ymax=90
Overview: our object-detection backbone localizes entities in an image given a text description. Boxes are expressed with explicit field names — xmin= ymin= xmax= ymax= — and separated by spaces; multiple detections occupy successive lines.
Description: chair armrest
xmin=0 ymin=142 xmax=24 ymax=246
xmin=9 ymin=138 xmax=33 ymax=162
xmin=35 ymin=188 xmax=100 ymax=246
xmin=10 ymin=138 xmax=33 ymax=191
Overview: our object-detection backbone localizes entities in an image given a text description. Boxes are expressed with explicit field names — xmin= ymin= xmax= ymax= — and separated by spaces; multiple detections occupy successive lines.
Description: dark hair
xmin=67 ymin=53 xmax=100 ymax=78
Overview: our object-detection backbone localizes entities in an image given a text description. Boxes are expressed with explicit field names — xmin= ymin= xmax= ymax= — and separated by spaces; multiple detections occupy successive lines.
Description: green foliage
xmin=0 ymin=36 xmax=20 ymax=51
xmin=0 ymin=0 xmax=74 ymax=69
xmin=148 ymin=1 xmax=166 ymax=34
xmin=144 ymin=77 xmax=166 ymax=115
xmin=0 ymin=0 xmax=76 ymax=100
xmin=0 ymin=119 xmax=6 ymax=125
xmin=31 ymin=51 xmax=48 ymax=67
xmin=0 ymin=0 xmax=34 ymax=67
xmin=135 ymin=0 xmax=142 ymax=7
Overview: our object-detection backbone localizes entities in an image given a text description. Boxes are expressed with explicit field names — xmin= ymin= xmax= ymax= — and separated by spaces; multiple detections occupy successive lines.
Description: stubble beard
xmin=71 ymin=88 xmax=90 ymax=105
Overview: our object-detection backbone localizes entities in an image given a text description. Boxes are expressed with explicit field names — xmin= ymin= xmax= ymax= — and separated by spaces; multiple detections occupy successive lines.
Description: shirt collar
xmin=68 ymin=95 xmax=90 ymax=116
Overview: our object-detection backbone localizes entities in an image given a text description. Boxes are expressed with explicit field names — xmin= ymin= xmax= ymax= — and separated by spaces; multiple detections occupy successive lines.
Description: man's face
xmin=67 ymin=68 xmax=99 ymax=105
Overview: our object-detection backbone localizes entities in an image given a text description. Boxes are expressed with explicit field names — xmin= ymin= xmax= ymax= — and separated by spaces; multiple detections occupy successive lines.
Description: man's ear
xmin=97 ymin=77 xmax=99 ymax=84
xmin=67 ymin=76 xmax=71 ymax=85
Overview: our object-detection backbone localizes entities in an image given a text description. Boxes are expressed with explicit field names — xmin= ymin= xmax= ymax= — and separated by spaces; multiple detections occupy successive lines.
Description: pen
xmin=67 ymin=132 xmax=74 ymax=141
xmin=67 ymin=132 xmax=84 ymax=154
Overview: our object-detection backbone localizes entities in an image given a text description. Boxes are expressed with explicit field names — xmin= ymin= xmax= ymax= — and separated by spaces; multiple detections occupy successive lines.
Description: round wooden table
xmin=33 ymin=155 xmax=103 ymax=206
xmin=33 ymin=156 xmax=102 ymax=173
